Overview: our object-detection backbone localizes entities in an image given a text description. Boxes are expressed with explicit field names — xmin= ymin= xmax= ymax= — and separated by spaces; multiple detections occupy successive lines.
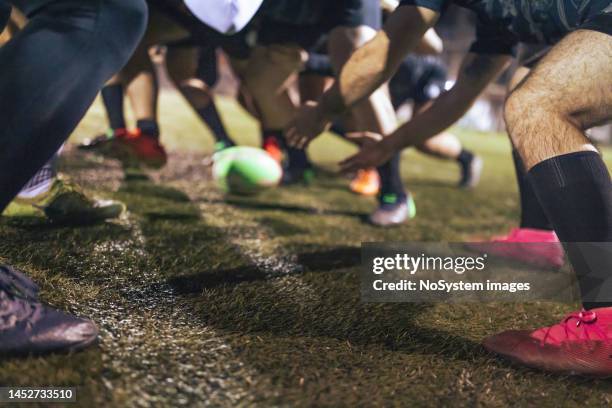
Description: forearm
xmin=386 ymin=88 xmax=476 ymax=152
xmin=317 ymin=6 xmax=439 ymax=122
xmin=384 ymin=53 xmax=512 ymax=150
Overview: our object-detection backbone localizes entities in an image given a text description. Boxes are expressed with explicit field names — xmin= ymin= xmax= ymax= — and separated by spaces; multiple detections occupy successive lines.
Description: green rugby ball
xmin=213 ymin=146 xmax=283 ymax=195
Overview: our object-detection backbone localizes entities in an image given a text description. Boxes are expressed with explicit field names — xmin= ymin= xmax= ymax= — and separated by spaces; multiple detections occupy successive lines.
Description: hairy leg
xmin=505 ymin=30 xmax=611 ymax=170
xmin=505 ymin=30 xmax=612 ymax=306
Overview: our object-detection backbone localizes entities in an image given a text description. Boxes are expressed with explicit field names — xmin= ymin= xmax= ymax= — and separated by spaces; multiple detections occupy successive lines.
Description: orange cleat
xmin=349 ymin=168 xmax=380 ymax=196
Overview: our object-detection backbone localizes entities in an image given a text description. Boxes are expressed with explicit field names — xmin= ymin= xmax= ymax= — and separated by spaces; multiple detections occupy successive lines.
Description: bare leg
xmin=505 ymin=30 xmax=612 ymax=307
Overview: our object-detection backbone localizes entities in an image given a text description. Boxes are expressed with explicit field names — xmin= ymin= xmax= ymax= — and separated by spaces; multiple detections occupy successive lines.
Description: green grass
xmin=2 ymin=91 xmax=612 ymax=406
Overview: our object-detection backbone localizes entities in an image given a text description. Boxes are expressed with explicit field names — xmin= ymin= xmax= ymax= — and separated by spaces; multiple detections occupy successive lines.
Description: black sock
xmin=378 ymin=153 xmax=406 ymax=205
xmin=136 ymin=119 xmax=160 ymax=139
xmin=101 ymin=84 xmax=126 ymax=130
xmin=513 ymin=149 xmax=553 ymax=230
xmin=267 ymin=130 xmax=310 ymax=170
xmin=528 ymin=151 xmax=612 ymax=309
xmin=457 ymin=149 xmax=474 ymax=167
xmin=197 ymin=101 xmax=235 ymax=146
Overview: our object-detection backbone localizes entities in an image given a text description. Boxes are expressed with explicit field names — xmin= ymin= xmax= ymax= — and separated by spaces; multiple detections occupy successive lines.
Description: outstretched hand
xmin=339 ymin=134 xmax=395 ymax=173
xmin=286 ymin=101 xmax=330 ymax=149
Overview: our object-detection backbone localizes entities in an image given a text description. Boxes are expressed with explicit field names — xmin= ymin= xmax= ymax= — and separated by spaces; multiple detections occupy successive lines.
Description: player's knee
xmin=504 ymin=87 xmax=548 ymax=145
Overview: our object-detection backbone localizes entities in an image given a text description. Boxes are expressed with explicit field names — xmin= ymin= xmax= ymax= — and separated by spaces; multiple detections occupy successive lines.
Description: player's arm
xmin=287 ymin=5 xmax=439 ymax=147
xmin=415 ymin=28 xmax=443 ymax=55
xmin=340 ymin=52 xmax=512 ymax=172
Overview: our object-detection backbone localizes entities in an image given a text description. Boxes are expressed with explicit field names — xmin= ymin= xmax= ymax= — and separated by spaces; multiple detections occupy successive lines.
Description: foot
xmin=459 ymin=154 xmax=483 ymax=189
xmin=349 ymin=168 xmax=380 ymax=196
xmin=0 ymin=265 xmax=98 ymax=356
xmin=368 ymin=194 xmax=416 ymax=227
xmin=81 ymin=128 xmax=167 ymax=169
xmin=3 ymin=178 xmax=125 ymax=225
xmin=281 ymin=167 xmax=315 ymax=185
xmin=483 ymin=308 xmax=612 ymax=377
xmin=0 ymin=265 xmax=39 ymax=301
xmin=214 ymin=140 xmax=235 ymax=152
xmin=466 ymin=228 xmax=564 ymax=269
xmin=263 ymin=136 xmax=283 ymax=163
xmin=78 ymin=128 xmax=128 ymax=151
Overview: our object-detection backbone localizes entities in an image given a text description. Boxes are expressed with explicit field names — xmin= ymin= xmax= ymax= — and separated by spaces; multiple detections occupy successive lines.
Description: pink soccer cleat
xmin=483 ymin=307 xmax=612 ymax=377
xmin=466 ymin=228 xmax=565 ymax=269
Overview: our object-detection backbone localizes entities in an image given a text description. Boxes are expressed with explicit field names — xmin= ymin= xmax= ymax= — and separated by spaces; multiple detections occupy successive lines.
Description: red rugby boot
xmin=483 ymin=308 xmax=612 ymax=377
xmin=108 ymin=128 xmax=167 ymax=169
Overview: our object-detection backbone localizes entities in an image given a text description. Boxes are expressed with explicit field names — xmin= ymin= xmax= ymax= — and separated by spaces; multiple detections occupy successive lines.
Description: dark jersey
xmin=399 ymin=0 xmax=612 ymax=55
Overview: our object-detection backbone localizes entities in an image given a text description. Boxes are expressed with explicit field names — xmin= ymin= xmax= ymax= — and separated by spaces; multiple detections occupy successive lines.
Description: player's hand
xmin=339 ymin=136 xmax=394 ymax=173
xmin=286 ymin=101 xmax=330 ymax=149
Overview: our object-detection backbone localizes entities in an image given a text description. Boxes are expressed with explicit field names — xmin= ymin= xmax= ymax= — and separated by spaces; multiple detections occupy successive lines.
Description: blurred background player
xmin=79 ymin=2 xmax=240 ymax=168
xmin=0 ymin=8 xmax=125 ymax=224
xmin=227 ymin=0 xmax=445 ymax=226
xmin=0 ymin=0 xmax=146 ymax=355
xmin=301 ymin=51 xmax=483 ymax=195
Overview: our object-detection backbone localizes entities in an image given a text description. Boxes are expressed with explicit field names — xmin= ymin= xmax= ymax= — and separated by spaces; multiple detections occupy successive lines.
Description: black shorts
xmin=148 ymin=0 xmax=252 ymax=58
xmin=516 ymin=43 xmax=551 ymax=68
xmin=580 ymin=10 xmax=612 ymax=37
xmin=389 ymin=56 xmax=448 ymax=108
xmin=258 ymin=0 xmax=381 ymax=49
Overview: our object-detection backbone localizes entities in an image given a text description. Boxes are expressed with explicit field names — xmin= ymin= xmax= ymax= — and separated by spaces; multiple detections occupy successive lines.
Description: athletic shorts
xmin=258 ymin=0 xmax=381 ymax=49
xmin=516 ymin=43 xmax=551 ymax=69
xmin=389 ymin=55 xmax=448 ymax=108
xmin=148 ymin=0 xmax=252 ymax=58
xmin=580 ymin=7 xmax=612 ymax=37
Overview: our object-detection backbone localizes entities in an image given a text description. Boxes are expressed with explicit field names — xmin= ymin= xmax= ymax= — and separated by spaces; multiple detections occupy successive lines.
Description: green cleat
xmin=3 ymin=178 xmax=125 ymax=225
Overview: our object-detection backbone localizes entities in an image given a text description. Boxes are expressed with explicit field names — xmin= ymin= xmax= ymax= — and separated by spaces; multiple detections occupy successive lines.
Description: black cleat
xmin=0 ymin=265 xmax=98 ymax=356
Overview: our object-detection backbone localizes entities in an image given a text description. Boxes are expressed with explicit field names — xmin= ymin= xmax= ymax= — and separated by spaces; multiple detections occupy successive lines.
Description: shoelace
xmin=540 ymin=310 xmax=609 ymax=346
xmin=0 ymin=287 xmax=39 ymax=331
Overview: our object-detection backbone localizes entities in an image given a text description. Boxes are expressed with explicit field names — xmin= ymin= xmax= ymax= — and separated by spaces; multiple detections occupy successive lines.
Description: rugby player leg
xmin=166 ymin=45 xmax=235 ymax=150
xmin=231 ymin=45 xmax=312 ymax=180
xmin=484 ymin=30 xmax=612 ymax=375
xmin=413 ymin=101 xmax=483 ymax=189
xmin=329 ymin=24 xmax=412 ymax=226
xmin=0 ymin=0 xmax=146 ymax=355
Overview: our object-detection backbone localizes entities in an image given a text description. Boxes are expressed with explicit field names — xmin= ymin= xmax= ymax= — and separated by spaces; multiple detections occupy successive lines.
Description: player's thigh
xmin=233 ymin=44 xmax=304 ymax=95
xmin=510 ymin=30 xmax=612 ymax=130
xmin=166 ymin=46 xmax=198 ymax=84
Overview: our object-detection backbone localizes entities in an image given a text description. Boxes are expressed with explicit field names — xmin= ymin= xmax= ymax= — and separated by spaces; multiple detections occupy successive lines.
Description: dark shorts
xmin=258 ymin=0 xmax=381 ymax=49
xmin=148 ymin=0 xmax=252 ymax=58
xmin=516 ymin=43 xmax=551 ymax=68
xmin=580 ymin=10 xmax=612 ymax=37
xmin=389 ymin=56 xmax=448 ymax=108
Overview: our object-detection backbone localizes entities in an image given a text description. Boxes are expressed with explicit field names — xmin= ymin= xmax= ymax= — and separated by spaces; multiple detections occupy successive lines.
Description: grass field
xmin=2 ymin=91 xmax=612 ymax=407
